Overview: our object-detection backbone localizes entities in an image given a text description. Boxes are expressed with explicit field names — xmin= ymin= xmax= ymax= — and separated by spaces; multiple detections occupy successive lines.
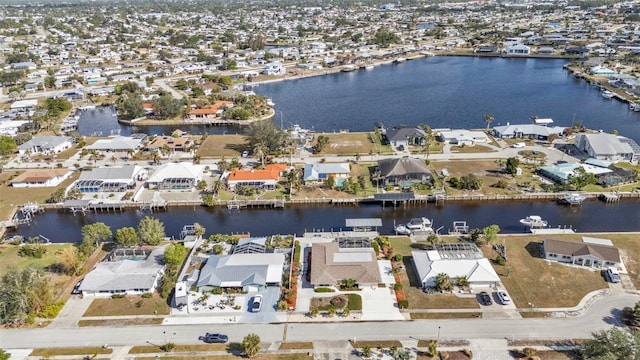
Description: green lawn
xmin=31 ymin=347 xmax=112 ymax=356
xmin=83 ymin=294 xmax=170 ymax=316
xmin=0 ymin=243 xmax=74 ymax=276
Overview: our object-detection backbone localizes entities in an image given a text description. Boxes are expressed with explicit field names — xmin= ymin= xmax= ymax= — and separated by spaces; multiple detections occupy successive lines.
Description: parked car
xmin=511 ymin=142 xmax=525 ymax=148
xmin=199 ymin=333 xmax=228 ymax=343
xmin=478 ymin=291 xmax=492 ymax=305
xmin=251 ymin=294 xmax=263 ymax=312
xmin=496 ymin=290 xmax=511 ymax=305
xmin=241 ymin=150 xmax=250 ymax=158
xmin=606 ymin=267 xmax=621 ymax=283
xmin=71 ymin=279 xmax=83 ymax=295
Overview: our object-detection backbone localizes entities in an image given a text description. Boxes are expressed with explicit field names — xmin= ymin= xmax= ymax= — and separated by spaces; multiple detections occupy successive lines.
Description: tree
xmin=117 ymin=91 xmax=145 ymax=120
xmin=372 ymin=27 xmax=400 ymax=47
xmin=325 ymin=175 xmax=336 ymax=189
xmin=245 ymin=121 xmax=289 ymax=153
xmin=0 ymin=266 xmax=53 ymax=323
xmin=0 ymin=136 xmax=17 ymax=156
xmin=435 ymin=273 xmax=453 ymax=292
xmin=583 ymin=327 xmax=640 ymax=359
xmin=505 ymin=157 xmax=520 ymax=175
xmin=137 ymin=216 xmax=165 ymax=245
xmin=56 ymin=246 xmax=84 ymax=276
xmin=80 ymin=222 xmax=112 ymax=256
xmin=0 ymin=348 xmax=9 ymax=360
xmin=150 ymin=95 xmax=184 ymax=120
xmin=484 ymin=113 xmax=494 ymax=130
xmin=482 ymin=224 xmax=500 ymax=244
xmin=242 ymin=333 xmax=261 ymax=358
xmin=193 ymin=223 xmax=206 ymax=237
xmin=114 ymin=227 xmax=140 ymax=247
xmin=313 ymin=135 xmax=330 ymax=154
xmin=568 ymin=167 xmax=597 ymax=190
xmin=164 ymin=243 xmax=187 ymax=269
xmin=623 ymin=301 xmax=640 ymax=328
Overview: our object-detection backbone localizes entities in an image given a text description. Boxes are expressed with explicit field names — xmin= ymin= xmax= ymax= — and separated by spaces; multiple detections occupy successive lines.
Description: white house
xmin=436 ymin=129 xmax=489 ymax=146
xmin=503 ymin=44 xmax=530 ymax=56
xmin=18 ymin=136 xmax=73 ymax=156
xmin=11 ymin=169 xmax=73 ymax=188
xmin=196 ymin=253 xmax=285 ymax=292
xmin=0 ymin=120 xmax=29 ymax=136
xmin=575 ymin=133 xmax=638 ymax=163
xmin=146 ymin=162 xmax=204 ymax=190
xmin=412 ymin=244 xmax=501 ymax=290
xmin=543 ymin=237 xmax=621 ymax=269
xmin=262 ymin=61 xmax=285 ymax=75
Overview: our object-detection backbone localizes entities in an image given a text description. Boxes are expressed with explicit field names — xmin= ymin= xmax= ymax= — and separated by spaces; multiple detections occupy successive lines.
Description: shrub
xmin=160 ymin=342 xmax=176 ymax=352
xmin=142 ymin=292 xmax=153 ymax=298
xmin=314 ymin=287 xmax=335 ymax=293
xmin=372 ymin=241 xmax=380 ymax=255
xmin=523 ymin=348 xmax=537 ymax=357
xmin=394 ymin=283 xmax=403 ymax=291
xmin=135 ymin=300 xmax=144 ymax=308
xmin=293 ymin=240 xmax=301 ymax=263
xmin=211 ymin=287 xmax=224 ymax=295
xmin=39 ymin=301 xmax=65 ymax=319
xmin=329 ymin=296 xmax=347 ymax=308
xmin=496 ymin=254 xmax=506 ymax=266
xmin=277 ymin=300 xmax=288 ymax=311
xmin=398 ymin=300 xmax=409 ymax=309
xmin=394 ymin=254 xmax=403 ymax=262
xmin=17 ymin=244 xmax=47 ymax=258
xmin=346 ymin=294 xmax=362 ymax=310
xmin=111 ymin=293 xmax=126 ymax=299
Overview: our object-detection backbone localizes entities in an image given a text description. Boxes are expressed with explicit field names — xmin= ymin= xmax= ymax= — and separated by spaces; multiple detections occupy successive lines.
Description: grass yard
xmin=134 ymin=355 xmax=311 ymax=360
xmin=30 ymin=347 xmax=112 ymax=356
xmin=410 ymin=312 xmax=482 ymax=319
xmin=279 ymin=342 xmax=314 ymax=350
xmin=78 ymin=318 xmax=164 ymax=327
xmin=83 ymin=294 xmax=170 ymax=316
xmin=0 ymin=243 xmax=74 ymax=276
xmin=350 ymin=340 xmax=403 ymax=349
xmin=0 ymin=170 xmax=80 ymax=221
xmin=129 ymin=344 xmax=228 ymax=354
xmin=313 ymin=132 xmax=379 ymax=156
xmin=483 ymin=235 xmax=608 ymax=308
xmin=196 ymin=134 xmax=247 ymax=158
xmin=449 ymin=144 xmax=497 ymax=153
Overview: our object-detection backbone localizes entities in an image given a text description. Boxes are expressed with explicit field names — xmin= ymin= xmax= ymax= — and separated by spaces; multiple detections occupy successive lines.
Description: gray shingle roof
xmin=310 ymin=242 xmax=381 ymax=285
xmin=377 ymin=157 xmax=430 ymax=177
xmin=544 ymin=238 xmax=620 ymax=263
xmin=386 ymin=127 xmax=426 ymax=142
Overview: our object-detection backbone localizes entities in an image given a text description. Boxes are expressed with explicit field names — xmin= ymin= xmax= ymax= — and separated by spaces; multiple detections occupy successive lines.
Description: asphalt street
xmin=1 ymin=294 xmax=637 ymax=349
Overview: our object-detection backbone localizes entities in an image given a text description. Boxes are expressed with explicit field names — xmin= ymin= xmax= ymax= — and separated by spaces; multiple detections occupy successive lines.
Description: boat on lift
xmin=395 ymin=217 xmax=434 ymax=235
xmin=519 ymin=215 xmax=548 ymax=228
xmin=559 ymin=192 xmax=586 ymax=205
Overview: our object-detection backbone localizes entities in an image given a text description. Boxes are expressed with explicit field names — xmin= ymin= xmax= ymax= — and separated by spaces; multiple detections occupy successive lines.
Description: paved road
xmin=1 ymin=294 xmax=637 ymax=349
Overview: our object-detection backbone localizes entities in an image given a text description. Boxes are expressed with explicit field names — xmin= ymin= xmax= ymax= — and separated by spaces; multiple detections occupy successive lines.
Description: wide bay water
xmin=15 ymin=199 xmax=640 ymax=243
xmin=80 ymin=57 xmax=640 ymax=143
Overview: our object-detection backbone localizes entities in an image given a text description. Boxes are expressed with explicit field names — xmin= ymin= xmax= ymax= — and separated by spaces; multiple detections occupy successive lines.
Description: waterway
xmin=15 ymin=199 xmax=640 ymax=243
xmin=78 ymin=57 xmax=640 ymax=143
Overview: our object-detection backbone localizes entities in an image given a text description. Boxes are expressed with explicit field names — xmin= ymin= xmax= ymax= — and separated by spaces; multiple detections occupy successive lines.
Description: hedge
xmin=398 ymin=300 xmax=409 ymax=309
xmin=346 ymin=294 xmax=362 ymax=310
xmin=315 ymin=287 xmax=336 ymax=293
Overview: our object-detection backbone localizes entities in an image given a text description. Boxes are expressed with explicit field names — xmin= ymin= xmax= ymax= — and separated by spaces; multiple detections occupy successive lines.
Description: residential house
xmin=492 ymin=124 xmax=565 ymax=140
xmin=310 ymin=239 xmax=394 ymax=289
xmin=385 ymin=127 xmax=426 ymax=148
xmin=589 ymin=65 xmax=615 ymax=75
xmin=226 ymin=163 xmax=287 ymax=191
xmin=538 ymin=162 xmax=612 ymax=184
xmin=436 ymin=129 xmax=488 ymax=146
xmin=18 ymin=135 xmax=73 ymax=156
xmin=503 ymin=44 xmax=531 ymax=56
xmin=145 ymin=135 xmax=194 ymax=154
xmin=86 ymin=135 xmax=146 ymax=152
xmin=575 ymin=133 xmax=638 ymax=163
xmin=303 ymin=163 xmax=351 ymax=185
xmin=186 ymin=101 xmax=233 ymax=120
xmin=146 ymin=162 xmax=204 ymax=190
xmin=376 ymin=157 xmax=433 ymax=187
xmin=10 ymin=99 xmax=38 ymax=112
xmin=412 ymin=243 xmax=501 ymax=290
xmin=543 ymin=237 xmax=621 ymax=269
xmin=0 ymin=120 xmax=29 ymax=136
xmin=196 ymin=253 xmax=285 ymax=292
xmin=263 ymin=61 xmax=286 ymax=75
xmin=78 ymin=247 xmax=165 ymax=297
xmin=11 ymin=169 xmax=73 ymax=188
xmin=72 ymin=165 xmax=147 ymax=192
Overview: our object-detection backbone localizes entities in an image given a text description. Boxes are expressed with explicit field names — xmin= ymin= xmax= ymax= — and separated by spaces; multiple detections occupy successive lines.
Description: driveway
xmin=359 ymin=287 xmax=405 ymax=321
xmin=239 ymin=287 xmax=282 ymax=323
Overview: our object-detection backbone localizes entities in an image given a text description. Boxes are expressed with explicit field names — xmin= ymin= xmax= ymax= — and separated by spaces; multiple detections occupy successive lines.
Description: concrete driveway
xmin=239 ymin=287 xmax=282 ymax=323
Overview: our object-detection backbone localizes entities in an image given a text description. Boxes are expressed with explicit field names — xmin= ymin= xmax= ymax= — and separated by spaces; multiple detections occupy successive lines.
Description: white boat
xmin=395 ymin=217 xmax=434 ymax=235
xmin=559 ymin=193 xmax=586 ymax=205
xmin=601 ymin=90 xmax=614 ymax=99
xmin=266 ymin=98 xmax=275 ymax=107
xmin=364 ymin=64 xmax=374 ymax=70
xmin=341 ymin=65 xmax=357 ymax=72
xmin=394 ymin=57 xmax=407 ymax=64
xmin=630 ymin=102 xmax=640 ymax=112
xmin=79 ymin=104 xmax=96 ymax=110
xmin=519 ymin=215 xmax=548 ymax=228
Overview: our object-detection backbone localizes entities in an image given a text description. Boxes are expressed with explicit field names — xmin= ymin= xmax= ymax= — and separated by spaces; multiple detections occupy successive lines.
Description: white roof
xmin=437 ymin=129 xmax=489 ymax=142
xmin=86 ymin=136 xmax=143 ymax=151
xmin=582 ymin=236 xmax=614 ymax=246
xmin=412 ymin=250 xmax=500 ymax=286
xmin=147 ymin=162 xmax=204 ymax=182
xmin=533 ymin=118 xmax=554 ymax=125
xmin=10 ymin=99 xmax=38 ymax=109
xmin=197 ymin=253 xmax=285 ymax=288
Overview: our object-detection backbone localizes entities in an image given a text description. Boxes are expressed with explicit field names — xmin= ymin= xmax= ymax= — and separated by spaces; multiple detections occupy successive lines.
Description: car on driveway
xmin=241 ymin=150 xmax=250 ymax=158
xmin=199 ymin=333 xmax=228 ymax=343
xmin=606 ymin=267 xmax=621 ymax=283
xmin=251 ymin=294 xmax=263 ymax=312
xmin=478 ymin=291 xmax=492 ymax=305
xmin=496 ymin=290 xmax=511 ymax=305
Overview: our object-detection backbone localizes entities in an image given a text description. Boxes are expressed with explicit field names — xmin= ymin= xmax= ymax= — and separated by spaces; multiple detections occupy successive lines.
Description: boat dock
xmin=599 ymin=193 xmax=620 ymax=203
xmin=226 ymin=199 xmax=285 ymax=210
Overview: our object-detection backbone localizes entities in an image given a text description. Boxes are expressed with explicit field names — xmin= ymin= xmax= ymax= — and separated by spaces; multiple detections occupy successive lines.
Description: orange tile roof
xmin=143 ymin=103 xmax=154 ymax=110
xmin=227 ymin=164 xmax=287 ymax=182
xmin=187 ymin=101 xmax=233 ymax=115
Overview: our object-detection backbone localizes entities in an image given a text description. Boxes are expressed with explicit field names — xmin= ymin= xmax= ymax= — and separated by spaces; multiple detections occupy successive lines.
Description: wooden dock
xmin=224 ymin=199 xmax=286 ymax=210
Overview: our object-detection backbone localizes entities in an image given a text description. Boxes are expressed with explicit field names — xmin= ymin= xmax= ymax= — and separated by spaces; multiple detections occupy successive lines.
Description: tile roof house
xmin=575 ymin=133 xmax=639 ymax=164
xmin=303 ymin=163 xmax=351 ymax=184
xmin=412 ymin=244 xmax=501 ymax=290
xmin=78 ymin=247 xmax=165 ymax=297
xmin=196 ymin=253 xmax=285 ymax=292
xmin=144 ymin=135 xmax=194 ymax=153
xmin=11 ymin=168 xmax=73 ymax=188
xmin=310 ymin=241 xmax=392 ymax=288
xmin=186 ymin=101 xmax=233 ymax=120
xmin=385 ymin=127 xmax=426 ymax=148
xmin=226 ymin=164 xmax=287 ymax=191
xmin=543 ymin=237 xmax=621 ymax=269
xmin=376 ymin=157 xmax=433 ymax=186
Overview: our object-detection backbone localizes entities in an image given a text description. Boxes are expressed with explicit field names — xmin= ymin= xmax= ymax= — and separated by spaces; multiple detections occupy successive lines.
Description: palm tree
xmin=286 ymin=168 xmax=300 ymax=195
xmin=212 ymin=179 xmax=224 ymax=197
xmin=484 ymin=113 xmax=494 ymax=130
xmin=253 ymin=143 xmax=267 ymax=167
xmin=435 ymin=273 xmax=453 ymax=292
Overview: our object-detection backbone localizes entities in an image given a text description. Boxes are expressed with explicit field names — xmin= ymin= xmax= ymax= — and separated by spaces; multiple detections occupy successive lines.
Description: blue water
xmin=78 ymin=57 xmax=640 ymax=143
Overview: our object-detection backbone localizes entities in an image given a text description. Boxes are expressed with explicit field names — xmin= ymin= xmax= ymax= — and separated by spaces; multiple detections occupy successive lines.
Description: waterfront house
xmin=435 ymin=129 xmax=489 ymax=146
xmin=146 ymin=162 xmax=204 ymax=190
xmin=543 ymin=237 xmax=621 ymax=269
xmin=503 ymin=43 xmax=530 ymax=56
xmin=226 ymin=163 xmax=287 ymax=191
xmin=0 ymin=120 xmax=29 ymax=136
xmin=18 ymin=135 xmax=73 ymax=156
xmin=186 ymin=101 xmax=233 ymax=120
xmin=262 ymin=61 xmax=286 ymax=75
xmin=309 ymin=239 xmax=394 ymax=289
xmin=412 ymin=243 xmax=501 ymax=290
xmin=11 ymin=168 xmax=73 ymax=188
xmin=196 ymin=253 xmax=285 ymax=292
xmin=385 ymin=127 xmax=426 ymax=148
xmin=492 ymin=124 xmax=565 ymax=140
xmin=376 ymin=157 xmax=433 ymax=187
xmin=232 ymin=237 xmax=267 ymax=254
xmin=144 ymin=135 xmax=194 ymax=154
xmin=78 ymin=247 xmax=166 ymax=297
xmin=565 ymin=46 xmax=588 ymax=57
xmin=86 ymin=135 xmax=145 ymax=152
xmin=575 ymin=133 xmax=639 ymax=163
xmin=73 ymin=165 xmax=147 ymax=192
xmin=302 ymin=163 xmax=351 ymax=185
xmin=589 ymin=65 xmax=615 ymax=75
xmin=474 ymin=44 xmax=498 ymax=53
xmin=10 ymin=99 xmax=38 ymax=112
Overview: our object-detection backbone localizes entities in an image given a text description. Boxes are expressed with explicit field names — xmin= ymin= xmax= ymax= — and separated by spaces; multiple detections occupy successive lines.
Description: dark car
xmin=199 ymin=333 xmax=228 ymax=344
xmin=71 ymin=279 xmax=83 ymax=295
xmin=478 ymin=291 xmax=492 ymax=305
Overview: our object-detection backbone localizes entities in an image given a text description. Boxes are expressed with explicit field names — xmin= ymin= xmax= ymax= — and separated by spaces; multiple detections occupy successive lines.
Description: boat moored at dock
xmin=519 ymin=215 xmax=548 ymax=228
xmin=559 ymin=192 xmax=586 ymax=206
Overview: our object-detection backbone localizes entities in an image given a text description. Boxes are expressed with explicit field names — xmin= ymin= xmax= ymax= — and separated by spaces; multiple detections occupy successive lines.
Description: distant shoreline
xmin=117 ymin=108 xmax=275 ymax=127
